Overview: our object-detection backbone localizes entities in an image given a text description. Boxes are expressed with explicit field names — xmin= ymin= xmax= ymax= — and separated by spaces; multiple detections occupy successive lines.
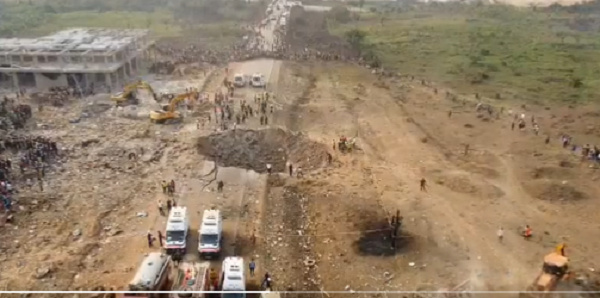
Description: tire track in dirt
xmin=257 ymin=63 xmax=320 ymax=293
xmin=360 ymin=79 xmax=544 ymax=289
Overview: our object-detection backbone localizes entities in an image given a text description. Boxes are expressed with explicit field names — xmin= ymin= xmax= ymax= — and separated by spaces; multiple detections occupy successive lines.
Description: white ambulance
xmin=165 ymin=206 xmax=189 ymax=260
xmin=198 ymin=208 xmax=223 ymax=259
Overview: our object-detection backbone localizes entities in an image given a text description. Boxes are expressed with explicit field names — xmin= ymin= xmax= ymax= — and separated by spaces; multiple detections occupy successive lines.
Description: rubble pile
xmin=263 ymin=183 xmax=320 ymax=291
xmin=197 ymin=128 xmax=329 ymax=173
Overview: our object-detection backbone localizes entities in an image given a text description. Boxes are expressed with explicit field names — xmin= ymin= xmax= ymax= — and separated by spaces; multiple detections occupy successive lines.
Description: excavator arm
xmin=167 ymin=91 xmax=198 ymax=113
xmin=150 ymin=91 xmax=198 ymax=124
xmin=111 ymin=80 xmax=155 ymax=105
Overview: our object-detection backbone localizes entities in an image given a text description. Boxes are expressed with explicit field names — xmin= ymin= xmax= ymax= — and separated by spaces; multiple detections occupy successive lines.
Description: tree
xmin=345 ymin=29 xmax=367 ymax=53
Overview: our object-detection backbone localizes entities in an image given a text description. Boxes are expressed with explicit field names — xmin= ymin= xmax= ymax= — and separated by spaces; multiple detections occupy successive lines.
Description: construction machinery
xmin=111 ymin=81 xmax=156 ymax=107
xmin=524 ymin=248 xmax=571 ymax=297
xmin=150 ymin=91 xmax=198 ymax=124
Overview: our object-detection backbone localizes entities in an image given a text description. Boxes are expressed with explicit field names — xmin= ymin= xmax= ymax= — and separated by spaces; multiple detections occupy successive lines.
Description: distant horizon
xmin=313 ymin=0 xmax=590 ymax=7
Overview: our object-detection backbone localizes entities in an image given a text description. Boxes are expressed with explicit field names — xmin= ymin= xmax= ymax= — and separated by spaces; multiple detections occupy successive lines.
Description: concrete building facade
xmin=0 ymin=28 xmax=154 ymax=92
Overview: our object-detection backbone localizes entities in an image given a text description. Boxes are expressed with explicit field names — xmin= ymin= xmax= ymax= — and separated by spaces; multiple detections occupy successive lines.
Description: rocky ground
xmin=2 ymin=29 xmax=600 ymax=298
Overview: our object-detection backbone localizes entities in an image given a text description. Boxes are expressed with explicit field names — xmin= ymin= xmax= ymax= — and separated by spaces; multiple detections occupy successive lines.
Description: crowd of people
xmin=0 ymin=97 xmax=32 ymax=130
xmin=0 ymin=135 xmax=59 ymax=220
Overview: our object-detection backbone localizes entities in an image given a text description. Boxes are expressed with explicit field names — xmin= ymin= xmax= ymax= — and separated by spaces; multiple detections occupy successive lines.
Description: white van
xmin=233 ymin=74 xmax=246 ymax=88
xmin=165 ymin=206 xmax=189 ymax=260
xmin=251 ymin=73 xmax=266 ymax=88
xmin=220 ymin=257 xmax=246 ymax=298
xmin=198 ymin=209 xmax=223 ymax=259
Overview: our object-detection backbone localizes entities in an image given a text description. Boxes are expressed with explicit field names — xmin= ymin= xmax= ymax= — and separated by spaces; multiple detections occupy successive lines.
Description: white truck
xmin=165 ymin=206 xmax=189 ymax=261
xmin=251 ymin=73 xmax=266 ymax=88
xmin=198 ymin=209 xmax=223 ymax=259
xmin=220 ymin=257 xmax=246 ymax=298
xmin=233 ymin=74 xmax=246 ymax=88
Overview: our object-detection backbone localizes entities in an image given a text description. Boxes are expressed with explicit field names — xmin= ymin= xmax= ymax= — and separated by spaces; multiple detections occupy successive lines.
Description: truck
xmin=123 ymin=253 xmax=172 ymax=298
xmin=198 ymin=209 xmax=223 ymax=259
xmin=220 ymin=257 xmax=246 ymax=298
xmin=169 ymin=261 xmax=211 ymax=298
xmin=165 ymin=206 xmax=190 ymax=261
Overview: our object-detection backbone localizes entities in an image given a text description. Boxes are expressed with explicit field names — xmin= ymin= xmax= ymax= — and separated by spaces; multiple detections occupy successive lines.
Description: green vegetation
xmin=0 ymin=0 xmax=261 ymax=46
xmin=329 ymin=2 xmax=600 ymax=103
xmin=24 ymin=10 xmax=181 ymax=38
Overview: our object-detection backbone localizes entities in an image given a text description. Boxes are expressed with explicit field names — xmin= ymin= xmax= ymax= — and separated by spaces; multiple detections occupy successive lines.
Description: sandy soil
xmin=2 ymin=6 xmax=600 ymax=298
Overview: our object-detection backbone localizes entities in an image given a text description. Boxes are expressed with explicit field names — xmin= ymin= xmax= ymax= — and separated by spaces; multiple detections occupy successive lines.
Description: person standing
xmin=170 ymin=179 xmax=176 ymax=194
xmin=157 ymin=230 xmax=164 ymax=247
xmin=161 ymin=180 xmax=168 ymax=194
xmin=158 ymin=199 xmax=165 ymax=216
xmin=266 ymin=163 xmax=272 ymax=175
xmin=288 ymin=163 xmax=293 ymax=177
xmin=497 ymin=227 xmax=504 ymax=243
xmin=249 ymin=259 xmax=256 ymax=277
xmin=420 ymin=178 xmax=427 ymax=192
xmin=147 ymin=231 xmax=154 ymax=248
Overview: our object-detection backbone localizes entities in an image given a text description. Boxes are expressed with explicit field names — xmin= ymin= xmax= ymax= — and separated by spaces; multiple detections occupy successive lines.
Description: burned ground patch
xmin=197 ymin=128 xmax=328 ymax=173
xmin=352 ymin=209 xmax=413 ymax=257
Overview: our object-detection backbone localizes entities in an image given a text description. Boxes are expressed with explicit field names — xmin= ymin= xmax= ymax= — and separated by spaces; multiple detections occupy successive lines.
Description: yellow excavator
xmin=111 ymin=80 xmax=156 ymax=106
xmin=521 ymin=244 xmax=572 ymax=298
xmin=149 ymin=91 xmax=198 ymax=124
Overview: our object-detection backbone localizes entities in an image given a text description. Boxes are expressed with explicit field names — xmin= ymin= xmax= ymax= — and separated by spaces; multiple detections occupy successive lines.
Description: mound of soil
xmin=530 ymin=167 xmax=574 ymax=180
xmin=524 ymin=181 xmax=588 ymax=202
xmin=196 ymin=128 xmax=328 ymax=173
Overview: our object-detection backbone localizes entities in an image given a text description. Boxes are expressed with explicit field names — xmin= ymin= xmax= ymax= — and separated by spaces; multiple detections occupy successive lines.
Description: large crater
xmin=197 ymin=128 xmax=329 ymax=173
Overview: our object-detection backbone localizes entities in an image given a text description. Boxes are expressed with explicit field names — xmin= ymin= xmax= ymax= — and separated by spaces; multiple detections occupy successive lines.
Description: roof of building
xmin=0 ymin=28 xmax=149 ymax=55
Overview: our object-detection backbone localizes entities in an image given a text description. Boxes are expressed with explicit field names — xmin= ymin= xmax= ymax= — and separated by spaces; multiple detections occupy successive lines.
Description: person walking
xmin=420 ymin=178 xmax=427 ymax=192
xmin=497 ymin=227 xmax=504 ymax=243
xmin=288 ymin=163 xmax=293 ymax=177
xmin=147 ymin=231 xmax=154 ymax=248
xmin=157 ymin=199 xmax=165 ymax=216
xmin=157 ymin=230 xmax=164 ymax=247
xmin=266 ymin=163 xmax=272 ymax=175
xmin=249 ymin=259 xmax=256 ymax=277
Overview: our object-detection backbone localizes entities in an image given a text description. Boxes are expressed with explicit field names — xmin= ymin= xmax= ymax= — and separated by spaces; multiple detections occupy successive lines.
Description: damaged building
xmin=0 ymin=28 xmax=153 ymax=92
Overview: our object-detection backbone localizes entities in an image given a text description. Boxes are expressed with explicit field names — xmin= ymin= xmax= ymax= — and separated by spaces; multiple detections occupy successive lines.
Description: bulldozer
xmin=522 ymin=246 xmax=571 ymax=298
xmin=150 ymin=91 xmax=198 ymax=124
xmin=111 ymin=80 xmax=156 ymax=107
